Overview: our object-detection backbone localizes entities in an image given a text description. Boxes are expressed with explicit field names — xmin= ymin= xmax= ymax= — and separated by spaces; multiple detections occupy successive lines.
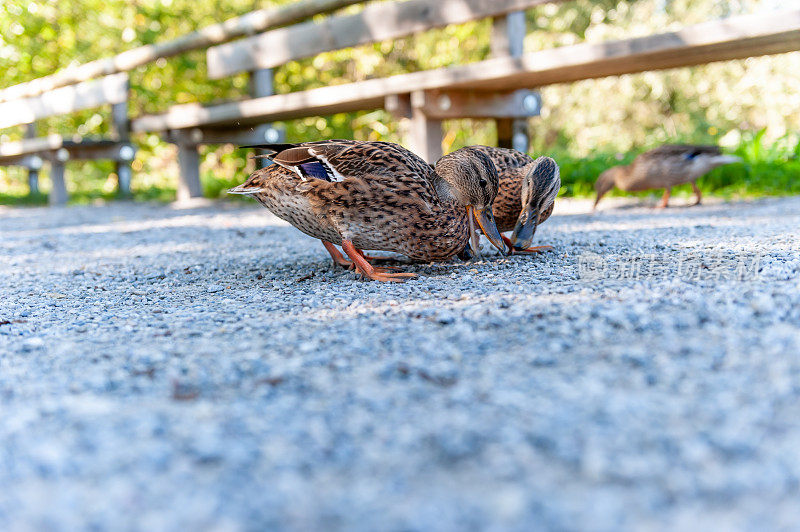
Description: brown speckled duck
xmin=468 ymin=146 xmax=561 ymax=254
xmin=229 ymin=140 xmax=507 ymax=282
xmin=594 ymin=144 xmax=741 ymax=209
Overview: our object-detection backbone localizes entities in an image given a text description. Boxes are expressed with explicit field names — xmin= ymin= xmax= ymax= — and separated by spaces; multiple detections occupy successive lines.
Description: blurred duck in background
xmin=594 ymin=145 xmax=741 ymax=209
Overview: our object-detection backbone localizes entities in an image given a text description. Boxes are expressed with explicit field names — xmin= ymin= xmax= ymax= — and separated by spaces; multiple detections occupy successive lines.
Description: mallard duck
xmin=594 ymin=145 xmax=741 ymax=209
xmin=468 ymin=146 xmax=561 ymax=254
xmin=229 ymin=140 xmax=508 ymax=282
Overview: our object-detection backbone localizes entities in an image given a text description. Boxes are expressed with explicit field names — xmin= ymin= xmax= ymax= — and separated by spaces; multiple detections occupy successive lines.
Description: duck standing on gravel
xmin=593 ymin=145 xmax=741 ymax=209
xmin=229 ymin=140 xmax=508 ymax=282
xmin=468 ymin=146 xmax=561 ymax=254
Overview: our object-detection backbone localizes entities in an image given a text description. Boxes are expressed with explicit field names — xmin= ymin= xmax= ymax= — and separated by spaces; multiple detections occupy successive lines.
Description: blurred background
xmin=1 ymin=0 xmax=798 ymax=204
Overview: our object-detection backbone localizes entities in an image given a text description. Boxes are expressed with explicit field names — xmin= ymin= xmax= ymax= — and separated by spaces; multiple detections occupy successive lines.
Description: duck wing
xmin=236 ymin=140 xmax=441 ymax=214
xmin=241 ymin=140 xmax=432 ymax=184
xmin=638 ymin=144 xmax=722 ymax=162
xmin=228 ymin=141 xmax=347 ymax=194
xmin=630 ymin=145 xmax=724 ymax=187
xmin=468 ymin=145 xmax=533 ymax=170
xmin=241 ymin=141 xmax=348 ymax=182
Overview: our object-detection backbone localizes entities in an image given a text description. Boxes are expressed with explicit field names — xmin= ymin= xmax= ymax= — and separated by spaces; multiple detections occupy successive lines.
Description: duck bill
xmin=468 ymin=205 xmax=508 ymax=255
xmin=592 ymin=193 xmax=604 ymax=211
xmin=467 ymin=206 xmax=482 ymax=256
xmin=510 ymin=205 xmax=539 ymax=251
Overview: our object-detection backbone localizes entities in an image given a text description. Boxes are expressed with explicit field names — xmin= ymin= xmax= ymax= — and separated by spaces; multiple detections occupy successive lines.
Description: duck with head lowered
xmin=594 ymin=144 xmax=741 ymax=210
xmin=467 ymin=146 xmax=561 ymax=254
xmin=229 ymin=140 xmax=508 ymax=282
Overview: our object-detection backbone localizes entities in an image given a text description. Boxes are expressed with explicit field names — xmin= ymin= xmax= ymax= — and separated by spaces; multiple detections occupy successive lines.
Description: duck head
xmin=593 ymin=165 xmax=625 ymax=210
xmin=510 ymin=156 xmax=561 ymax=251
xmin=434 ymin=147 xmax=508 ymax=256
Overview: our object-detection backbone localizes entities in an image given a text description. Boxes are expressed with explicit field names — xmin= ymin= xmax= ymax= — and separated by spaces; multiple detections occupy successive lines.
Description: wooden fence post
xmin=49 ymin=148 xmax=69 ymax=206
xmin=111 ymin=84 xmax=132 ymax=196
xmin=25 ymin=123 xmax=40 ymax=195
xmin=177 ymin=140 xmax=203 ymax=201
xmin=250 ymin=68 xmax=285 ymax=168
xmin=492 ymin=11 xmax=530 ymax=152
xmin=409 ymin=91 xmax=443 ymax=163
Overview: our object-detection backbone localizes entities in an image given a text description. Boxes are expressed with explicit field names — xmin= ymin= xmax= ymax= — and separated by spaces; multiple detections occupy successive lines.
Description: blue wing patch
xmin=299 ymin=161 xmax=332 ymax=181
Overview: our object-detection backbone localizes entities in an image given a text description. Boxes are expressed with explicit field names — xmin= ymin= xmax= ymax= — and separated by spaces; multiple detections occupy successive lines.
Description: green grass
xmin=2 ymin=131 xmax=798 ymax=206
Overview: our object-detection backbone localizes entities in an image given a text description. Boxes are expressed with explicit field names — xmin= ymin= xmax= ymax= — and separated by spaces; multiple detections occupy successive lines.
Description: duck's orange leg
xmin=502 ymin=235 xmax=554 ymax=255
xmin=657 ymin=188 xmax=672 ymax=209
xmin=356 ymin=248 xmax=396 ymax=262
xmin=322 ymin=241 xmax=401 ymax=271
xmin=322 ymin=241 xmax=354 ymax=269
xmin=515 ymin=246 xmax=555 ymax=254
xmin=691 ymin=183 xmax=702 ymax=206
xmin=356 ymin=248 xmax=402 ymax=270
xmin=341 ymin=240 xmax=417 ymax=282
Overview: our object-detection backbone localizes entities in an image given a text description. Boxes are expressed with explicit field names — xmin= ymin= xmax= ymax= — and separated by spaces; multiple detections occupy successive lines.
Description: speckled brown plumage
xmin=467 ymin=146 xmax=560 ymax=232
xmin=230 ymin=140 xmax=499 ymax=263
xmin=594 ymin=144 xmax=741 ymax=208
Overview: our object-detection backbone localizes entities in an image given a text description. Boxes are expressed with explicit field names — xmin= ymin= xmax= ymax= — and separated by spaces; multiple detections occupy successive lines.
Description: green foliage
xmin=1 ymin=0 xmax=798 ymax=204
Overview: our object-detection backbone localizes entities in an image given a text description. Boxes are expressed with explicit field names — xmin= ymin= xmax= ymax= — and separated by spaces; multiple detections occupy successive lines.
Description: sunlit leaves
xmin=0 ymin=0 xmax=796 ymax=202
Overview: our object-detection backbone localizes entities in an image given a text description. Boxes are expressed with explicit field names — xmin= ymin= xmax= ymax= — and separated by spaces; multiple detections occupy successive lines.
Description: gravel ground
xmin=1 ymin=195 xmax=799 ymax=531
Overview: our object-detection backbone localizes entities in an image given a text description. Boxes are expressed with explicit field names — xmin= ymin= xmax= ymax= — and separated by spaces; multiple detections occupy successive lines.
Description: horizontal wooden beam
xmin=457 ymin=11 xmax=800 ymax=92
xmin=0 ymin=154 xmax=44 ymax=168
xmin=387 ymin=89 xmax=541 ymax=119
xmin=162 ymin=125 xmax=281 ymax=146
xmin=133 ymin=9 xmax=800 ymax=132
xmin=0 ymin=0 xmax=368 ymax=103
xmin=0 ymin=134 xmax=132 ymax=163
xmin=57 ymin=143 xmax=135 ymax=162
xmin=208 ymin=0 xmax=560 ymax=79
xmin=133 ymin=90 xmax=386 ymax=132
xmin=0 ymin=73 xmax=129 ymax=130
xmin=406 ymin=88 xmax=541 ymax=119
xmin=0 ymin=134 xmax=65 ymax=157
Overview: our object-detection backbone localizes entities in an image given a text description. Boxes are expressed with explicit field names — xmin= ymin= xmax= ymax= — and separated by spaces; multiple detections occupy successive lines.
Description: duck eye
xmin=479 ymin=179 xmax=487 ymax=188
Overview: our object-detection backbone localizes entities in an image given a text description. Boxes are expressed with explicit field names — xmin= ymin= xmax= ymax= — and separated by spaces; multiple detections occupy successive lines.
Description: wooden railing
xmin=1 ymin=0 xmax=799 ymax=205
xmin=148 ymin=0 xmax=555 ymax=198
xmin=0 ymin=0 xmax=366 ymax=103
xmin=0 ymin=0 xmax=369 ymax=204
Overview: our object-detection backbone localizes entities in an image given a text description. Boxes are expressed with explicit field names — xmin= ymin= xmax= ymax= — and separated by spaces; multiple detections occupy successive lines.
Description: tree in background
xmin=0 ymin=0 xmax=797 ymax=200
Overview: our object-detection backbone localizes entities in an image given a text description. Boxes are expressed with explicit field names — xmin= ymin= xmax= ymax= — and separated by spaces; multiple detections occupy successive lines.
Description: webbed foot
xmin=501 ymin=235 xmax=554 ymax=255
xmin=342 ymin=240 xmax=417 ymax=282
